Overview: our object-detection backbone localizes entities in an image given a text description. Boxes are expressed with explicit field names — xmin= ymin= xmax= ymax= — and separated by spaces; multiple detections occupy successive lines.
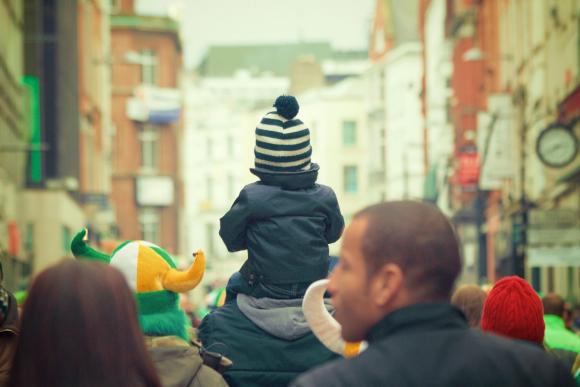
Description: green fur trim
xmin=137 ymin=291 xmax=188 ymax=341
xmin=70 ymin=230 xmax=111 ymax=263
xmin=151 ymin=246 xmax=177 ymax=268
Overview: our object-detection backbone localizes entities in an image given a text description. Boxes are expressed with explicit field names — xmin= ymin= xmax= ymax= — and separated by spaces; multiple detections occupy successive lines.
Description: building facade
xmin=77 ymin=0 xmax=114 ymax=241
xmin=416 ymin=0 xmax=579 ymax=299
xmin=110 ymin=0 xmax=182 ymax=255
xmin=0 ymin=0 xmax=28 ymax=291
xmin=14 ymin=0 xmax=115 ymax=284
xmin=368 ymin=0 xmax=425 ymax=203
xmin=383 ymin=43 xmax=424 ymax=201
xmin=495 ymin=0 xmax=579 ymax=299
xmin=299 ymin=78 xmax=369 ymax=232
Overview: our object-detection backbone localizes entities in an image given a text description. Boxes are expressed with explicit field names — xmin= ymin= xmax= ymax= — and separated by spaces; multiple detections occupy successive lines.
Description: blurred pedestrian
xmin=291 ymin=201 xmax=576 ymax=387
xmin=0 ymin=262 xmax=18 ymax=387
xmin=542 ymin=293 xmax=580 ymax=373
xmin=71 ymin=230 xmax=229 ymax=387
xmin=543 ymin=293 xmax=580 ymax=353
xmin=481 ymin=276 xmax=545 ymax=346
xmin=451 ymin=284 xmax=487 ymax=327
xmin=7 ymin=260 xmax=161 ymax=387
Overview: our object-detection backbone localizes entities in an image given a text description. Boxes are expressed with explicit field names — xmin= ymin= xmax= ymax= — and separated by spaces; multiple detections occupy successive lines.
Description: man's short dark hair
xmin=354 ymin=201 xmax=462 ymax=301
xmin=542 ymin=293 xmax=565 ymax=316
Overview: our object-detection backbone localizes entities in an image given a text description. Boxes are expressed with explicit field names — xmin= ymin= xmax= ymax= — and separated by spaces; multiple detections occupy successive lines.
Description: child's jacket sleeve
xmin=219 ymin=189 xmax=251 ymax=252
xmin=324 ymin=190 xmax=344 ymax=244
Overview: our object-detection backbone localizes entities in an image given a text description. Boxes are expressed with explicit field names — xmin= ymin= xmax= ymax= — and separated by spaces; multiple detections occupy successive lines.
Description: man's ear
xmin=370 ymin=263 xmax=403 ymax=307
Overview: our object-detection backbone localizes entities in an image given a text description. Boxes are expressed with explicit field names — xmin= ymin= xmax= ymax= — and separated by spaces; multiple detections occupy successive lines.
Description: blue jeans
xmin=225 ymin=272 xmax=310 ymax=301
xmin=225 ymin=256 xmax=339 ymax=301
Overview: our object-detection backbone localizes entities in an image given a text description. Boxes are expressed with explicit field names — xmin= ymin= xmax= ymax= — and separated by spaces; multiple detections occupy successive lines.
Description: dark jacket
xmin=198 ymin=296 xmax=337 ymax=387
xmin=219 ymin=164 xmax=344 ymax=285
xmin=145 ymin=335 xmax=228 ymax=387
xmin=291 ymin=303 xmax=577 ymax=387
xmin=0 ymin=292 xmax=19 ymax=387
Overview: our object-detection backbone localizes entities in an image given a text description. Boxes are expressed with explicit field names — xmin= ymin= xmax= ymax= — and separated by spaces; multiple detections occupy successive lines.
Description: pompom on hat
xmin=254 ymin=95 xmax=312 ymax=172
xmin=71 ymin=229 xmax=205 ymax=341
xmin=481 ymin=276 xmax=545 ymax=345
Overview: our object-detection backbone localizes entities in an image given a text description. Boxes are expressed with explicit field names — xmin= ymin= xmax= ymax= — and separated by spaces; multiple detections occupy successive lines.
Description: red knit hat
xmin=481 ymin=276 xmax=545 ymax=344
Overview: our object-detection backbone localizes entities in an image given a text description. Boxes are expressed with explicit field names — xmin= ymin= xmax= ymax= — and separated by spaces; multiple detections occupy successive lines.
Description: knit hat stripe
xmin=256 ymin=139 xmax=310 ymax=151
xmin=255 ymin=145 xmax=311 ymax=159
xmin=261 ymin=113 xmax=304 ymax=129
xmin=260 ymin=114 xmax=304 ymax=126
xmin=256 ymin=128 xmax=309 ymax=140
xmin=255 ymin=155 xmax=312 ymax=167
xmin=260 ymin=117 xmax=284 ymax=126
xmin=256 ymin=135 xmax=310 ymax=148
xmin=255 ymin=161 xmax=311 ymax=172
xmin=282 ymin=119 xmax=304 ymax=129
xmin=258 ymin=122 xmax=308 ymax=134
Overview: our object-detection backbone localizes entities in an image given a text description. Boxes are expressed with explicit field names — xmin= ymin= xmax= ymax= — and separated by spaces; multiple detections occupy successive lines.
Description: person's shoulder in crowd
xmin=292 ymin=329 xmax=575 ymax=387
xmin=145 ymin=336 xmax=228 ymax=387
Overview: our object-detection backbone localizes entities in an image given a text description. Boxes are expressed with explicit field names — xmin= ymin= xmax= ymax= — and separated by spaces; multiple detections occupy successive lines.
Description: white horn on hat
xmin=302 ymin=279 xmax=367 ymax=357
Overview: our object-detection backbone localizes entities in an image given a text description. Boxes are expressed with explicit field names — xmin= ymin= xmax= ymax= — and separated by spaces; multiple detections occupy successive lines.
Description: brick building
xmin=110 ymin=0 xmax=182 ymax=254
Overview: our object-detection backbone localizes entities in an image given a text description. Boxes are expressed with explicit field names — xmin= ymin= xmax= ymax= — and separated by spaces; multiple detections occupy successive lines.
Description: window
xmin=140 ymin=50 xmax=157 ymax=85
xmin=342 ymin=120 xmax=357 ymax=146
xmin=139 ymin=209 xmax=159 ymax=244
xmin=139 ymin=128 xmax=158 ymax=171
xmin=206 ymin=223 xmax=215 ymax=255
xmin=343 ymin=166 xmax=358 ymax=194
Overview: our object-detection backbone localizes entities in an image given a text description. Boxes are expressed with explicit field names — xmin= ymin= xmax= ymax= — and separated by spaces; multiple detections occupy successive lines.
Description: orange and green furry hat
xmin=71 ymin=229 xmax=205 ymax=341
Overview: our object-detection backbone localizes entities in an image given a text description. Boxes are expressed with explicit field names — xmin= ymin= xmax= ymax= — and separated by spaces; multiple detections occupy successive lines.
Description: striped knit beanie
xmin=254 ymin=95 xmax=312 ymax=172
xmin=481 ymin=276 xmax=545 ymax=345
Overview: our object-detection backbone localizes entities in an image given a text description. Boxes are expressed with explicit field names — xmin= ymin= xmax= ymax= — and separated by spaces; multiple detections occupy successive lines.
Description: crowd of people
xmin=0 ymin=96 xmax=579 ymax=386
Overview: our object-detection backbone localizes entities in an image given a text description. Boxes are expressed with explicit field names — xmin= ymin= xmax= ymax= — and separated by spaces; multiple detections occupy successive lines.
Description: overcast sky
xmin=137 ymin=0 xmax=376 ymax=68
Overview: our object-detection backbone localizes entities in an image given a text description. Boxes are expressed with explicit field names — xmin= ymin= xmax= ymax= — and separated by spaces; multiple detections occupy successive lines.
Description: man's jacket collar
xmin=366 ymin=302 xmax=467 ymax=343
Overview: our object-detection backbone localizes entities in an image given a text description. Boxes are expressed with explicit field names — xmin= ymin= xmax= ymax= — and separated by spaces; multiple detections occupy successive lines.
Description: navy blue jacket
xmin=219 ymin=164 xmax=344 ymax=285
xmin=292 ymin=303 xmax=577 ymax=387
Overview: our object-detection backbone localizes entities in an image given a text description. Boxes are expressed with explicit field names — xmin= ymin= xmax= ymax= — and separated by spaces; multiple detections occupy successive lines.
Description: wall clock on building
xmin=535 ymin=123 xmax=578 ymax=168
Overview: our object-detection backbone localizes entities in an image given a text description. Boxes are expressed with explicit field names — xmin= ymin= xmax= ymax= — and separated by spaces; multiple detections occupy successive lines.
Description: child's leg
xmin=225 ymin=271 xmax=254 ymax=302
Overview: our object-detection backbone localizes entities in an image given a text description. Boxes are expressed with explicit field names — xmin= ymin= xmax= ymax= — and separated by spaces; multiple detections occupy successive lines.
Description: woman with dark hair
xmin=7 ymin=260 xmax=162 ymax=387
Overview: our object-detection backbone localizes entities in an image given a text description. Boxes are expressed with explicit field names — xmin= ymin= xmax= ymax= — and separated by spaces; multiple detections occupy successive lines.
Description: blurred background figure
xmin=481 ymin=276 xmax=545 ymax=346
xmin=542 ymin=293 xmax=580 ymax=373
xmin=543 ymin=293 xmax=580 ymax=353
xmin=7 ymin=260 xmax=161 ymax=387
xmin=451 ymin=284 xmax=487 ymax=328
xmin=0 ymin=262 xmax=19 ymax=387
